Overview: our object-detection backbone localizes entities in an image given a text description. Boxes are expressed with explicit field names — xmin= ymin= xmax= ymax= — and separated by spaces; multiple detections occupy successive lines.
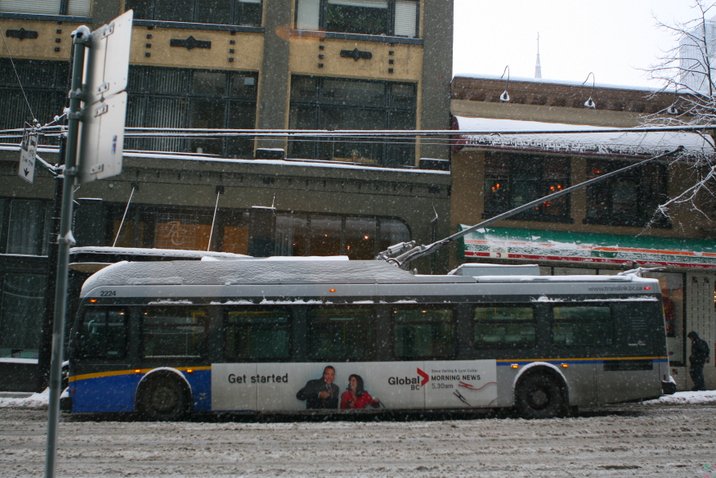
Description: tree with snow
xmin=646 ymin=0 xmax=716 ymax=224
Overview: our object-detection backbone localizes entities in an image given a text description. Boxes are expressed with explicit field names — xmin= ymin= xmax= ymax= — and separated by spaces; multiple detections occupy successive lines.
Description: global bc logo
xmin=387 ymin=368 xmax=430 ymax=391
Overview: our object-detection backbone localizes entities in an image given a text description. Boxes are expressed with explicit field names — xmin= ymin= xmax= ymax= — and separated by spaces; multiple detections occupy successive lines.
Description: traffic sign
xmin=18 ymin=129 xmax=38 ymax=183
xmin=78 ymin=9 xmax=133 ymax=184
xmin=79 ymin=91 xmax=127 ymax=183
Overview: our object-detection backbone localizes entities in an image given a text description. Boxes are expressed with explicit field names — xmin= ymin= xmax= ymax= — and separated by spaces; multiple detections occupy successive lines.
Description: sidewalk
xmin=0 ymin=391 xmax=34 ymax=398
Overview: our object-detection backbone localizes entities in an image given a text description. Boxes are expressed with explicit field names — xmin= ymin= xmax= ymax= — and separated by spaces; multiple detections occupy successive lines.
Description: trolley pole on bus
xmin=378 ymin=146 xmax=685 ymax=269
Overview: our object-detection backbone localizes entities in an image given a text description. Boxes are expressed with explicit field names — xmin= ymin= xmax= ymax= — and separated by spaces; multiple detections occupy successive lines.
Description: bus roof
xmin=79 ymin=258 xmax=656 ymax=299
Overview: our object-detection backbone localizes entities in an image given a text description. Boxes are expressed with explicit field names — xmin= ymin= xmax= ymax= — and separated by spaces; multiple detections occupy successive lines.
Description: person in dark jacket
xmin=296 ymin=365 xmax=339 ymax=409
xmin=688 ymin=331 xmax=710 ymax=391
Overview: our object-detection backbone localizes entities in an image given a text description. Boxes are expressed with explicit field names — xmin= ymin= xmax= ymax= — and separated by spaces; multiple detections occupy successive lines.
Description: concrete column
xmin=256 ymin=0 xmax=292 ymax=153
xmin=419 ymin=0 xmax=454 ymax=163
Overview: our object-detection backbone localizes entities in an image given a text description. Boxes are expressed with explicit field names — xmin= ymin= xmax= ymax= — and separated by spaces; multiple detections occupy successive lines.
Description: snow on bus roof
xmin=80 ymin=259 xmax=417 ymax=294
xmin=80 ymin=257 xmax=651 ymax=297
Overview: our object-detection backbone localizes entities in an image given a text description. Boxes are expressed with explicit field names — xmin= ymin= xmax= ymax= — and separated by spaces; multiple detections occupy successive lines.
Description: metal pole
xmin=37 ymin=138 xmax=64 ymax=392
xmin=45 ymin=25 xmax=89 ymax=478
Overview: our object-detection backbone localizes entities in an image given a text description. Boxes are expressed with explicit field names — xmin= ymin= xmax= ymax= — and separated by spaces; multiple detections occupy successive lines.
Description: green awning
xmin=460 ymin=226 xmax=716 ymax=270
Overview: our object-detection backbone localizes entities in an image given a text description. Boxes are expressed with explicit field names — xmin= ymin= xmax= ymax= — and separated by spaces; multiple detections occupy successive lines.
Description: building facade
xmin=451 ymin=75 xmax=716 ymax=391
xmin=0 ymin=1 xmax=454 ymax=381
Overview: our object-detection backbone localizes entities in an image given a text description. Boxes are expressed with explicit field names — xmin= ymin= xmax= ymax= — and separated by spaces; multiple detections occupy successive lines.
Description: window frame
xmin=77 ymin=307 xmax=129 ymax=360
xmin=289 ymin=75 xmax=417 ymax=166
xmin=125 ymin=0 xmax=263 ymax=27
xmin=125 ymin=66 xmax=258 ymax=157
xmin=483 ymin=152 xmax=572 ymax=223
xmin=0 ymin=0 xmax=90 ymax=16
xmin=472 ymin=304 xmax=536 ymax=349
xmin=584 ymin=159 xmax=669 ymax=228
xmin=223 ymin=307 xmax=292 ymax=361
xmin=295 ymin=0 xmax=419 ymax=39
xmin=305 ymin=306 xmax=377 ymax=362
xmin=550 ymin=304 xmax=614 ymax=350
xmin=140 ymin=306 xmax=210 ymax=359
xmin=392 ymin=305 xmax=455 ymax=360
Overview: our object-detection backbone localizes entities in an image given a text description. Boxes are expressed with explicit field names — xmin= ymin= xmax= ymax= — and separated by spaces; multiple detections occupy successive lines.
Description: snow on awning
xmin=460 ymin=226 xmax=716 ymax=270
xmin=454 ymin=116 xmax=714 ymax=159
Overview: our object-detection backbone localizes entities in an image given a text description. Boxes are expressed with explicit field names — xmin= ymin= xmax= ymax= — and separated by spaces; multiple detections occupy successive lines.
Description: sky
xmin=453 ymin=0 xmax=704 ymax=88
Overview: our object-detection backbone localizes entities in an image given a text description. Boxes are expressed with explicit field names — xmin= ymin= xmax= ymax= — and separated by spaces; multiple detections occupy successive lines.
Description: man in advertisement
xmin=296 ymin=365 xmax=340 ymax=409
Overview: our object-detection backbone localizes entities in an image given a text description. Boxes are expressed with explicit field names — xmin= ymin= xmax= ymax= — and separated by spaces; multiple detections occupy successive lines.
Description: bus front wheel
xmin=137 ymin=374 xmax=189 ymax=421
xmin=515 ymin=373 xmax=566 ymax=419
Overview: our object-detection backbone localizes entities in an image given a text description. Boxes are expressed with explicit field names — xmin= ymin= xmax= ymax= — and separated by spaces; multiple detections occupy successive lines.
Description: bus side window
xmin=612 ymin=302 xmax=661 ymax=352
xmin=224 ymin=308 xmax=291 ymax=361
xmin=306 ymin=306 xmax=376 ymax=361
xmin=141 ymin=307 xmax=209 ymax=358
xmin=392 ymin=306 xmax=454 ymax=360
xmin=473 ymin=305 xmax=535 ymax=348
xmin=551 ymin=305 xmax=612 ymax=347
xmin=78 ymin=308 xmax=128 ymax=359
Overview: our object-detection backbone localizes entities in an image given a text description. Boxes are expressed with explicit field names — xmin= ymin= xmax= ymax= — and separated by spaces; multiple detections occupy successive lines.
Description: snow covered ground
xmin=1 ymin=390 xmax=716 ymax=478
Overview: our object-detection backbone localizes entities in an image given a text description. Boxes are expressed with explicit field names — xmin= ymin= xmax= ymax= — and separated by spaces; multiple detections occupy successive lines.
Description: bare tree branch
xmin=641 ymin=0 xmax=716 ymax=227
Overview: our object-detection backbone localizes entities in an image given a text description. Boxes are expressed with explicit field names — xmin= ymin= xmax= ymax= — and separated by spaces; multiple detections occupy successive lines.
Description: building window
xmin=108 ymin=204 xmax=409 ymax=260
xmin=275 ymin=213 xmax=410 ymax=258
xmin=111 ymin=205 xmax=250 ymax=254
xmin=125 ymin=66 xmax=257 ymax=157
xmin=296 ymin=0 xmax=418 ymax=38
xmin=484 ymin=153 xmax=571 ymax=222
xmin=0 ymin=59 xmax=68 ymax=137
xmin=0 ymin=198 xmax=52 ymax=256
xmin=289 ymin=76 xmax=416 ymax=166
xmin=0 ymin=0 xmax=90 ymax=16
xmin=126 ymin=0 xmax=262 ymax=26
xmin=585 ymin=159 xmax=669 ymax=228
xmin=0 ymin=273 xmax=46 ymax=357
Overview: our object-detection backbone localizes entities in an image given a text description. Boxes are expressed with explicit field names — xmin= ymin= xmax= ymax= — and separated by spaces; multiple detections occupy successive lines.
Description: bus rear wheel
xmin=515 ymin=373 xmax=566 ymax=419
xmin=137 ymin=374 xmax=188 ymax=421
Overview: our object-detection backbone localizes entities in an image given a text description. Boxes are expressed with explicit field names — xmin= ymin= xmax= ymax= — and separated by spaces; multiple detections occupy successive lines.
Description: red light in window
xmin=644 ymin=286 xmax=652 ymax=291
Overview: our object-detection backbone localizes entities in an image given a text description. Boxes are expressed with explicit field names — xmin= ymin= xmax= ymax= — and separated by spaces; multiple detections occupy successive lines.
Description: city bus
xmin=64 ymin=258 xmax=672 ymax=419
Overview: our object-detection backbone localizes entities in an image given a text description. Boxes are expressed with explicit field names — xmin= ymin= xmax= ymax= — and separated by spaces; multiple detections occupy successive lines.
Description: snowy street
xmin=1 ymin=392 xmax=715 ymax=477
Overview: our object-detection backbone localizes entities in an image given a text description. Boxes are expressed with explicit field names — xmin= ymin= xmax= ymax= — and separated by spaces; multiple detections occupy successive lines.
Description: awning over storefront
xmin=454 ymin=116 xmax=714 ymax=159
xmin=460 ymin=226 xmax=716 ymax=270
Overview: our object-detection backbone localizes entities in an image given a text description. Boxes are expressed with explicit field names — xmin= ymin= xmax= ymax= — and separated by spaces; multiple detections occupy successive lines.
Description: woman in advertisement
xmin=340 ymin=374 xmax=381 ymax=410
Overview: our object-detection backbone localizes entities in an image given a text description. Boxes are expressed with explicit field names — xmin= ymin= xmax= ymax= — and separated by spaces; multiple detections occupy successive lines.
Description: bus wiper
xmin=378 ymin=147 xmax=684 ymax=270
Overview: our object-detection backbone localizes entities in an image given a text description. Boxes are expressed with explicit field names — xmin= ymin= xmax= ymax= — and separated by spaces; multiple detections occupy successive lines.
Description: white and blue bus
xmin=65 ymin=258 xmax=672 ymax=419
